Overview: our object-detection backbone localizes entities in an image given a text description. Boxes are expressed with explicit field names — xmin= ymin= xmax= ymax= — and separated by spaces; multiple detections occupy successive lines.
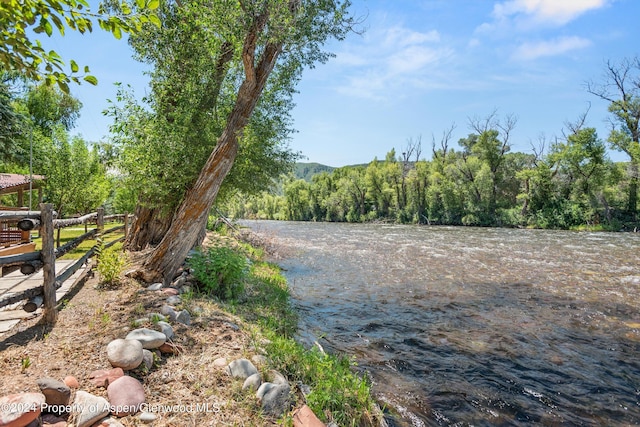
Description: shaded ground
xmin=0 ymin=268 xmax=282 ymax=426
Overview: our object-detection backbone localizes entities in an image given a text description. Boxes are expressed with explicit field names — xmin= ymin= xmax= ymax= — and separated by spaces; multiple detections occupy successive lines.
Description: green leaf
xmin=149 ymin=13 xmax=161 ymax=27
xmin=136 ymin=0 xmax=145 ymax=8
xmin=84 ymin=75 xmax=98 ymax=85
xmin=70 ymin=59 xmax=79 ymax=73
xmin=147 ymin=0 xmax=160 ymax=10
xmin=113 ymin=25 xmax=122 ymax=39
xmin=44 ymin=19 xmax=53 ymax=36
xmin=84 ymin=65 xmax=90 ymax=73
xmin=58 ymin=80 xmax=70 ymax=94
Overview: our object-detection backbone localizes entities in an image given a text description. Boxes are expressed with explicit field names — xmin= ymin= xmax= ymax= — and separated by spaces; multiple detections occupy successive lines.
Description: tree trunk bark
xmin=627 ymin=162 xmax=638 ymax=219
xmin=125 ymin=206 xmax=172 ymax=251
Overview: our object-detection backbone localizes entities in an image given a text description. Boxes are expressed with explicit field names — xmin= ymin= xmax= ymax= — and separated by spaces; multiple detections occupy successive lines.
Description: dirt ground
xmin=0 ymin=267 xmax=282 ymax=426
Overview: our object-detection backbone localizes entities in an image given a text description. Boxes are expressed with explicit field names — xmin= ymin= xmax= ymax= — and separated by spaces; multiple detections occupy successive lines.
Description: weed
xmin=96 ymin=241 xmax=126 ymax=286
xmin=188 ymin=246 xmax=248 ymax=301
xmin=20 ymin=356 xmax=31 ymax=373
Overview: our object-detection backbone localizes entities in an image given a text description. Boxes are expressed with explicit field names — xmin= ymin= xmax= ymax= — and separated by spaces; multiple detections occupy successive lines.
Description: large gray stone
xmin=106 ymin=338 xmax=144 ymax=370
xmin=259 ymin=382 xmax=292 ymax=417
xmin=147 ymin=283 xmax=163 ymax=291
xmin=242 ymin=373 xmax=262 ymax=391
xmin=126 ymin=328 xmax=166 ymax=349
xmin=156 ymin=321 xmax=174 ymax=340
xmin=73 ymin=391 xmax=110 ymax=427
xmin=226 ymin=358 xmax=258 ymax=379
xmin=176 ymin=309 xmax=191 ymax=326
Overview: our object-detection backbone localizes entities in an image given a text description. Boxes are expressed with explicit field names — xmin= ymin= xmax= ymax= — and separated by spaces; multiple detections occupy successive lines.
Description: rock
xmin=179 ymin=285 xmax=192 ymax=295
xmin=166 ymin=295 xmax=182 ymax=305
xmin=148 ymin=313 xmax=168 ymax=323
xmin=63 ymin=375 xmax=79 ymax=389
xmin=133 ymin=317 xmax=150 ymax=326
xmin=37 ymin=377 xmax=71 ymax=408
xmin=162 ymin=287 xmax=179 ymax=296
xmin=72 ymin=391 xmax=110 ymax=427
xmin=92 ymin=417 xmax=125 ymax=427
xmin=172 ymin=275 xmax=186 ymax=288
xmin=107 ymin=376 xmax=146 ymax=417
xmin=160 ymin=305 xmax=178 ymax=321
xmin=226 ymin=359 xmax=258 ymax=379
xmin=158 ymin=342 xmax=184 ymax=354
xmin=256 ymin=382 xmax=276 ymax=400
xmin=147 ymin=283 xmax=163 ymax=291
xmin=293 ymin=404 xmax=326 ymax=427
xmin=268 ymin=370 xmax=288 ymax=385
xmin=139 ymin=411 xmax=157 ymax=423
xmin=213 ymin=357 xmax=227 ymax=368
xmin=142 ymin=349 xmax=154 ymax=371
xmin=0 ymin=393 xmax=45 ymax=427
xmin=126 ymin=328 xmax=167 ymax=349
xmin=251 ymin=355 xmax=268 ymax=366
xmin=176 ymin=310 xmax=191 ymax=326
xmin=242 ymin=373 xmax=262 ymax=391
xmin=107 ymin=339 xmax=144 ymax=370
xmin=156 ymin=321 xmax=174 ymax=340
xmin=224 ymin=321 xmax=241 ymax=331
xmin=89 ymin=367 xmax=125 ymax=388
xmin=258 ymin=382 xmax=292 ymax=417
xmin=41 ymin=413 xmax=67 ymax=427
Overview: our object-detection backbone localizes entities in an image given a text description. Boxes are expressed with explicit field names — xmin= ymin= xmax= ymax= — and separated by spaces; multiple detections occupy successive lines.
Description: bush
xmin=188 ymin=246 xmax=248 ymax=300
xmin=96 ymin=242 xmax=126 ymax=286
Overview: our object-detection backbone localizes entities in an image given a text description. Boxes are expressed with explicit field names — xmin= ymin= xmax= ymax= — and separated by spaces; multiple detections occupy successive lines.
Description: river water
xmin=240 ymin=220 xmax=640 ymax=426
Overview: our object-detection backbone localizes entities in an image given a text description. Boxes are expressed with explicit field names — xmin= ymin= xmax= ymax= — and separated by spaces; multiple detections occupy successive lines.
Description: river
xmin=239 ymin=220 xmax=640 ymax=426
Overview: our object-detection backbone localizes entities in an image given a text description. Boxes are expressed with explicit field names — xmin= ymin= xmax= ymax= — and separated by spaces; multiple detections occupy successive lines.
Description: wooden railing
xmin=0 ymin=204 xmax=130 ymax=324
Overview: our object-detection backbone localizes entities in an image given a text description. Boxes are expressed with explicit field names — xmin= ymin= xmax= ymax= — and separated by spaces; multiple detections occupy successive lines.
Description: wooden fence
xmin=0 ymin=204 xmax=129 ymax=324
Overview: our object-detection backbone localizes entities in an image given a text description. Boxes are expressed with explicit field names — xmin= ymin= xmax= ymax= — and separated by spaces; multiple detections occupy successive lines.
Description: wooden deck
xmin=0 ymin=260 xmax=89 ymax=333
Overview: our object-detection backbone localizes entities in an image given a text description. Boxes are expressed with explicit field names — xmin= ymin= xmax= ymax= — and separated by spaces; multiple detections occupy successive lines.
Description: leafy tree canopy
xmin=0 ymin=0 xmax=160 ymax=91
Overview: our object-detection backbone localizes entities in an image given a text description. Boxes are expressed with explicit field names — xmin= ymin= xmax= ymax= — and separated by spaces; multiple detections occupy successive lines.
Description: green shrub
xmin=188 ymin=246 xmax=247 ymax=300
xmin=96 ymin=242 xmax=126 ymax=286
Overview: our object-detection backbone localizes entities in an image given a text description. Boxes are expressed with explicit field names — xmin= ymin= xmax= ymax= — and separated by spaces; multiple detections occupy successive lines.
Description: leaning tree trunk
xmin=134 ymin=24 xmax=282 ymax=284
xmin=125 ymin=206 xmax=173 ymax=251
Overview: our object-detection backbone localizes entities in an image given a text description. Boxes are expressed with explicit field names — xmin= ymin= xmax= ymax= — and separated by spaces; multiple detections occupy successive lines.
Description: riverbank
xmin=0 ymin=231 xmax=384 ymax=426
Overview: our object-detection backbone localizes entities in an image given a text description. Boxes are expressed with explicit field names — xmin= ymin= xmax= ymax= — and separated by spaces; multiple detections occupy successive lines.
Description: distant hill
xmin=294 ymin=162 xmax=335 ymax=181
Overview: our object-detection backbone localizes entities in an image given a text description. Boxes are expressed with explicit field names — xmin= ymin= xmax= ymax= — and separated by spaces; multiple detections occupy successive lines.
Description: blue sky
xmin=49 ymin=0 xmax=639 ymax=167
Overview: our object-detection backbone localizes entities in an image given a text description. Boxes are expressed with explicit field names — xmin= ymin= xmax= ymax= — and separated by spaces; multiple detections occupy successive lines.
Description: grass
xmin=30 ymin=221 xmax=126 ymax=260
xmin=192 ymin=231 xmax=382 ymax=426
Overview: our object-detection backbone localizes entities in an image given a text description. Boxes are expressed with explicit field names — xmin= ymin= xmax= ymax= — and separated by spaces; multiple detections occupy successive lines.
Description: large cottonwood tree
xmin=587 ymin=57 xmax=640 ymax=218
xmin=127 ymin=0 xmax=355 ymax=283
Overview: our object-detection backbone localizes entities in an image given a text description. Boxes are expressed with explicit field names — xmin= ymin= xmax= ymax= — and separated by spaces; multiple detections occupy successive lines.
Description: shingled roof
xmin=0 ymin=173 xmax=45 ymax=193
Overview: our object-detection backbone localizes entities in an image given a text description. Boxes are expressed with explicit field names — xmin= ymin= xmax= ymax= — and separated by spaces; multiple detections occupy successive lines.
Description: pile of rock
xmin=0 ymin=271 xmax=327 ymax=427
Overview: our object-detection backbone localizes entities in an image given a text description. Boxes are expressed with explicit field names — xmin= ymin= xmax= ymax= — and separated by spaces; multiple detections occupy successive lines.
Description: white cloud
xmin=512 ymin=36 xmax=591 ymax=60
xmin=333 ymin=25 xmax=452 ymax=99
xmin=492 ymin=0 xmax=609 ymax=26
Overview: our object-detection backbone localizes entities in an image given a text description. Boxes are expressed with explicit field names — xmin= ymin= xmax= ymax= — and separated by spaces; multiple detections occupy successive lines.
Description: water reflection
xmin=241 ymin=221 xmax=640 ymax=426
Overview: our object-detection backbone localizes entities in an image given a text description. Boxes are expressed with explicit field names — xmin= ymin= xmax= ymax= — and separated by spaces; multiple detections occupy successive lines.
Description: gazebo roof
xmin=0 ymin=173 xmax=45 ymax=195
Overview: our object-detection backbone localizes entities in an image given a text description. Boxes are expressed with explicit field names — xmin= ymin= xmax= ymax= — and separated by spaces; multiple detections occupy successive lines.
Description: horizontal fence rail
xmin=0 ymin=206 xmax=130 ymax=322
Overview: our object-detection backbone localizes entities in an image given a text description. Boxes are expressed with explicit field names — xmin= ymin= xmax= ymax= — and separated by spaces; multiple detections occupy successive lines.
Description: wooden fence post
xmin=97 ymin=207 xmax=104 ymax=233
xmin=40 ymin=203 xmax=57 ymax=324
xmin=124 ymin=213 xmax=129 ymax=238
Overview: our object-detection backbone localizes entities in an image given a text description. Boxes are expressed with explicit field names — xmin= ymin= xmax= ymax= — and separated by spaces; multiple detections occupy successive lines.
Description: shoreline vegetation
xmin=222 ymin=152 xmax=639 ymax=232
xmin=0 ymin=224 xmax=387 ymax=426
